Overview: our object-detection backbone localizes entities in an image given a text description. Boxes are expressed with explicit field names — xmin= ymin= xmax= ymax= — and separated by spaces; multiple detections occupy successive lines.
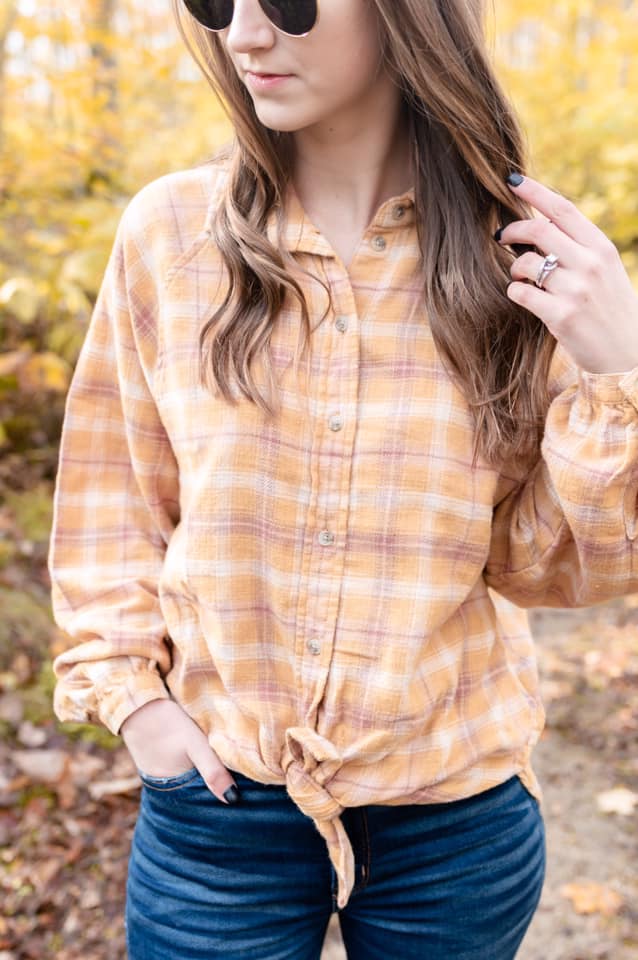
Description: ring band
xmin=535 ymin=253 xmax=559 ymax=290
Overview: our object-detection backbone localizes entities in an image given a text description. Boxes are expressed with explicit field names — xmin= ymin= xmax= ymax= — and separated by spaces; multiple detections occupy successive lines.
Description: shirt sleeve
xmin=47 ymin=195 xmax=178 ymax=737
xmin=485 ymin=349 xmax=638 ymax=607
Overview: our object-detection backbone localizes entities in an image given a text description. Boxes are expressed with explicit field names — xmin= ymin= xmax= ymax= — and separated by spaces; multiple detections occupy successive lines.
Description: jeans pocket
xmin=138 ymin=766 xmax=201 ymax=791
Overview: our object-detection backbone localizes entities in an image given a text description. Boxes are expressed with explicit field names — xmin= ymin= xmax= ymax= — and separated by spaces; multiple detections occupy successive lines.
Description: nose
xmin=224 ymin=0 xmax=277 ymax=53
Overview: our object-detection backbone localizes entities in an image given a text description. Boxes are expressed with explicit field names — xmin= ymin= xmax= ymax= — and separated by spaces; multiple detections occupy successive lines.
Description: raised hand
xmin=495 ymin=173 xmax=638 ymax=375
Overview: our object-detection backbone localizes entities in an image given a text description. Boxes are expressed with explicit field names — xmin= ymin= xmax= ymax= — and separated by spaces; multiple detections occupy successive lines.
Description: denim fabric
xmin=125 ymin=770 xmax=545 ymax=959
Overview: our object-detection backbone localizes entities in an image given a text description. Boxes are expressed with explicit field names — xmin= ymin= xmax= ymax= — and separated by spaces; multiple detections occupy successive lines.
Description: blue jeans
xmin=126 ymin=769 xmax=545 ymax=959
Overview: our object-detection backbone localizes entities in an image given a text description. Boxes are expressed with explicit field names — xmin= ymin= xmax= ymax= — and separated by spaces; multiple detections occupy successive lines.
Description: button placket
xmin=296 ymin=263 xmax=360 ymax=717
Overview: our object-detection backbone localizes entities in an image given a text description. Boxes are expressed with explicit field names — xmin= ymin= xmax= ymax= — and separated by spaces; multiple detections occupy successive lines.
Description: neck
xmin=291 ymin=89 xmax=414 ymax=229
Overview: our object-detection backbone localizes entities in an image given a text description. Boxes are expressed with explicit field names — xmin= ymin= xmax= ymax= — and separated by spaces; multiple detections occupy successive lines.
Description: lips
xmin=244 ymin=71 xmax=293 ymax=89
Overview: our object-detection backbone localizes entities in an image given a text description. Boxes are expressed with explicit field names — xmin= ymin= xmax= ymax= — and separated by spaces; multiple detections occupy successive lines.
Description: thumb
xmin=188 ymin=742 xmax=241 ymax=805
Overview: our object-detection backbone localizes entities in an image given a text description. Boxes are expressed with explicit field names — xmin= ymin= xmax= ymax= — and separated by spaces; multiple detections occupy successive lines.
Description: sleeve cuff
xmin=578 ymin=363 xmax=638 ymax=406
xmin=95 ymin=672 xmax=172 ymax=737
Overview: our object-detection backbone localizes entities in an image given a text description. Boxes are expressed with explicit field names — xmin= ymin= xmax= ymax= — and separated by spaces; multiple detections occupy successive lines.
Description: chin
xmin=253 ymin=105 xmax=321 ymax=135
xmin=255 ymin=116 xmax=304 ymax=134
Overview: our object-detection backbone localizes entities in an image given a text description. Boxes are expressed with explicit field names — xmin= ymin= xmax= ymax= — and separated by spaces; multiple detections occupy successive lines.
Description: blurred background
xmin=0 ymin=1 xmax=637 ymax=957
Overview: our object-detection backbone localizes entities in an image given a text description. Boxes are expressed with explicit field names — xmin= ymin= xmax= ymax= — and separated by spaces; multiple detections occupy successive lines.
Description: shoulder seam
xmin=163 ymin=229 xmax=213 ymax=292
xmin=162 ymin=162 xmax=229 ymax=289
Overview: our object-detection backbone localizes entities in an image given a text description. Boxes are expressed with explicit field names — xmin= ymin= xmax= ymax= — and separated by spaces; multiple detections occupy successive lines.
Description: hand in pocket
xmin=120 ymin=699 xmax=240 ymax=804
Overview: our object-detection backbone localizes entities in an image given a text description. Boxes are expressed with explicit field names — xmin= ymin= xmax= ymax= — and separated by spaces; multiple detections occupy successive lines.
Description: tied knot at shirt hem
xmin=282 ymin=726 xmax=355 ymax=909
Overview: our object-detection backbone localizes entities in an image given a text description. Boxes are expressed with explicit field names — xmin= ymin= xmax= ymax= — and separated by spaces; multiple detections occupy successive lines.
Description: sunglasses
xmin=181 ymin=0 xmax=319 ymax=37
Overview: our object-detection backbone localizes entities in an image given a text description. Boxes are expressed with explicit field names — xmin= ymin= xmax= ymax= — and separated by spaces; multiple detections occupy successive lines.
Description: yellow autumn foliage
xmin=0 ymin=0 xmax=636 ymax=465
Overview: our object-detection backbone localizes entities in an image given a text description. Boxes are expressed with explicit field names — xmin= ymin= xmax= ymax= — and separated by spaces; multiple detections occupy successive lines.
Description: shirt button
xmin=372 ymin=235 xmax=386 ymax=251
xmin=328 ymin=414 xmax=343 ymax=431
xmin=335 ymin=315 xmax=348 ymax=332
xmin=307 ymin=637 xmax=321 ymax=656
xmin=318 ymin=530 xmax=335 ymax=546
xmin=393 ymin=204 xmax=406 ymax=219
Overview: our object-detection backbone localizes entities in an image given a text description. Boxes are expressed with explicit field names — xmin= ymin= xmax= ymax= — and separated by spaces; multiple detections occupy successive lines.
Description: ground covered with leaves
xmin=0 ymin=478 xmax=637 ymax=958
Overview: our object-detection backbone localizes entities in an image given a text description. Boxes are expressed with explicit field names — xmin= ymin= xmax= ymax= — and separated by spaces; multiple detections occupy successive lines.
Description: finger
xmin=497 ymin=217 xmax=577 ymax=266
xmin=189 ymin=744 xmax=241 ymax=804
xmin=505 ymin=173 xmax=605 ymax=249
xmin=510 ymin=251 xmax=563 ymax=291
xmin=506 ymin=280 xmax=563 ymax=330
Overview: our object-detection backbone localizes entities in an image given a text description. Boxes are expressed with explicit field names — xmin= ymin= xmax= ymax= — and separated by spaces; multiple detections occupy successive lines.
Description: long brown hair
xmin=171 ymin=0 xmax=556 ymax=465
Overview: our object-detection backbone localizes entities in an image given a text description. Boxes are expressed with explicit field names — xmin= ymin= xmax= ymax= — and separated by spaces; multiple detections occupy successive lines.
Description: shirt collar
xmin=265 ymin=181 xmax=416 ymax=256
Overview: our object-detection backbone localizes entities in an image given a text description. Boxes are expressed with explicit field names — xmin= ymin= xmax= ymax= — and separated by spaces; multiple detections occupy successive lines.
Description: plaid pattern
xmin=48 ymin=159 xmax=638 ymax=908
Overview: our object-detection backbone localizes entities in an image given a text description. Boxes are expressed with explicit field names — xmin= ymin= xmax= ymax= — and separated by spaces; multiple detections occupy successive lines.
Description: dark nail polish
xmin=506 ymin=172 xmax=525 ymax=187
xmin=223 ymin=784 xmax=241 ymax=804
xmin=493 ymin=227 xmax=504 ymax=242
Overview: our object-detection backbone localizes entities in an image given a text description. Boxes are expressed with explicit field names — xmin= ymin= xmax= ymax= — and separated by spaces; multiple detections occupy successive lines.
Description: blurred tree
xmin=85 ymin=0 xmax=119 ymax=192
xmin=0 ymin=0 xmax=18 ymax=153
xmin=489 ymin=0 xmax=638 ymax=256
xmin=0 ymin=0 xmax=636 ymax=486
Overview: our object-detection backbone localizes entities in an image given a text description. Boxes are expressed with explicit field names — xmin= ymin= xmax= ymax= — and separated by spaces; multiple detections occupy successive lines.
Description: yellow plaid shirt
xmin=48 ymin=158 xmax=638 ymax=908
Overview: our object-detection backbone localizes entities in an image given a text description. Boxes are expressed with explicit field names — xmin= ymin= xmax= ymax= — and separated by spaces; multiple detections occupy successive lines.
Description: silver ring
xmin=535 ymin=252 xmax=559 ymax=290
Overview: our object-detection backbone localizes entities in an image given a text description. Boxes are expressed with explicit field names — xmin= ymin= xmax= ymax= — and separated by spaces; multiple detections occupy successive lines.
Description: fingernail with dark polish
xmin=223 ymin=784 xmax=241 ymax=804
xmin=506 ymin=172 xmax=525 ymax=186
xmin=493 ymin=226 xmax=504 ymax=242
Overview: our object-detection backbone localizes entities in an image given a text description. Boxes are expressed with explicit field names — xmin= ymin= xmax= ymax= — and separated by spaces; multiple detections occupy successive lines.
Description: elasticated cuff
xmin=578 ymin=363 xmax=638 ymax=406
xmin=96 ymin=671 xmax=172 ymax=737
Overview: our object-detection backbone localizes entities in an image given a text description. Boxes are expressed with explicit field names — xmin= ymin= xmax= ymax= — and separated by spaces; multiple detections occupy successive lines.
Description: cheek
xmin=309 ymin=29 xmax=383 ymax=104
xmin=305 ymin=0 xmax=383 ymax=93
xmin=346 ymin=25 xmax=383 ymax=87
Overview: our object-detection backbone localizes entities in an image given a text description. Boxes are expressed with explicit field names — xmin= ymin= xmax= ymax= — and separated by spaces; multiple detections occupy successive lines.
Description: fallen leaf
xmin=88 ymin=775 xmax=141 ymax=800
xmin=12 ymin=749 xmax=69 ymax=783
xmin=3 ymin=773 xmax=30 ymax=793
xmin=68 ymin=753 xmax=107 ymax=786
xmin=17 ymin=721 xmax=48 ymax=748
xmin=79 ymin=886 xmax=101 ymax=910
xmin=615 ymin=706 xmax=637 ymax=732
xmin=62 ymin=909 xmax=82 ymax=936
xmin=560 ymin=881 xmax=625 ymax=916
xmin=9 ymin=653 xmax=32 ymax=684
xmin=596 ymin=786 xmax=638 ymax=816
xmin=0 ymin=693 xmax=24 ymax=727
xmin=30 ymin=857 xmax=62 ymax=892
xmin=54 ymin=775 xmax=78 ymax=811
xmin=63 ymin=838 xmax=85 ymax=866
xmin=111 ymin=748 xmax=138 ymax=778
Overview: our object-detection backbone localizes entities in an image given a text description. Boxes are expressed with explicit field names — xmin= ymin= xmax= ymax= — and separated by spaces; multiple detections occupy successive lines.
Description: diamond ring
xmin=535 ymin=253 xmax=559 ymax=290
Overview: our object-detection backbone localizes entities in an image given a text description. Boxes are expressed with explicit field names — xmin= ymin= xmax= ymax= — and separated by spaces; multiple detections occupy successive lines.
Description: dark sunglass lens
xmin=259 ymin=0 xmax=317 ymax=35
xmin=182 ymin=0 xmax=233 ymax=31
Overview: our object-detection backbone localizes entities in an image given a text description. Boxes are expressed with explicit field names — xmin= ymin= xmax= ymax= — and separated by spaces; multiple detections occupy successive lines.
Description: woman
xmin=47 ymin=0 xmax=638 ymax=957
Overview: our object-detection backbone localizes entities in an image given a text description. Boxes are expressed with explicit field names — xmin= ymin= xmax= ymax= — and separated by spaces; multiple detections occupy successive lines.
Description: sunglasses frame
xmin=182 ymin=0 xmax=321 ymax=38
